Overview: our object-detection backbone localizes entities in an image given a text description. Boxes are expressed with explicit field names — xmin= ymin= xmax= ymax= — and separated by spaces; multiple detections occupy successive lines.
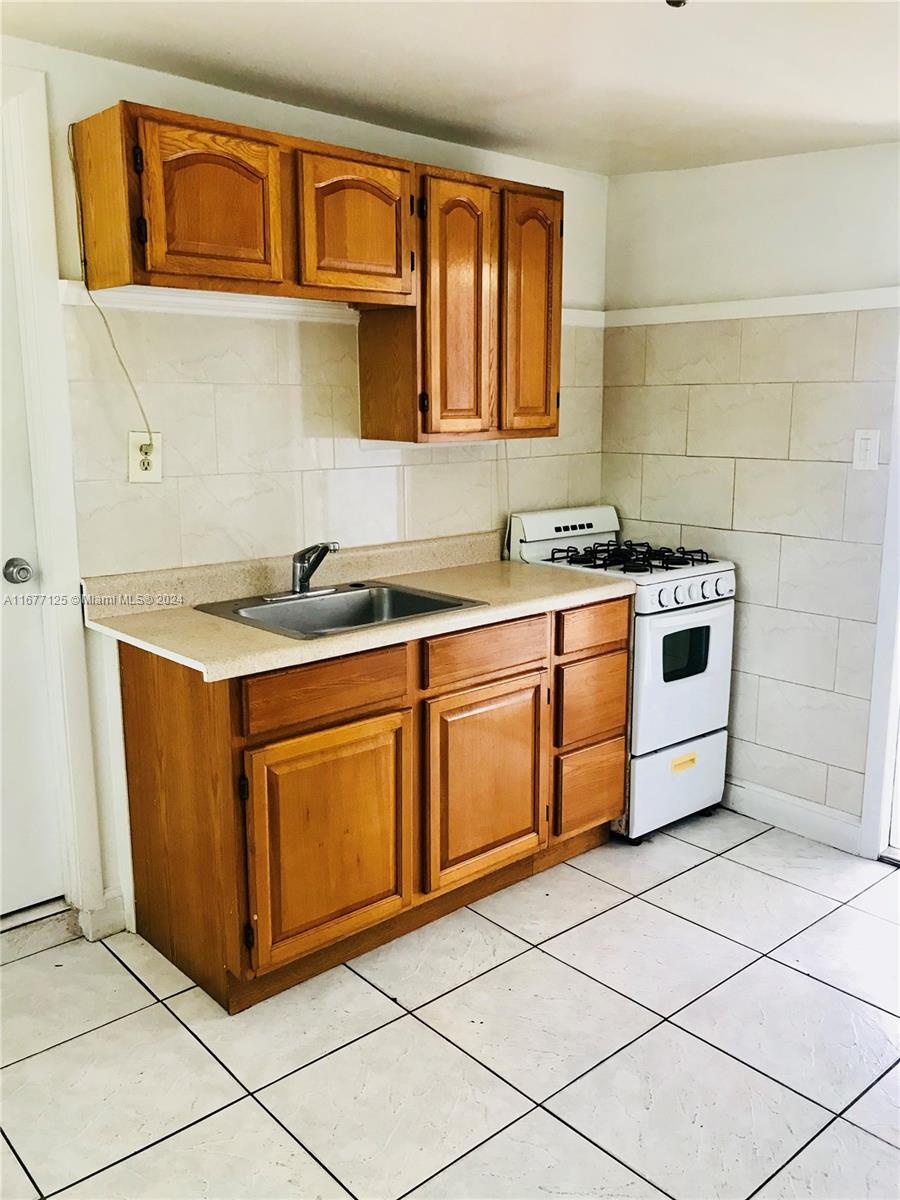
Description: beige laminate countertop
xmin=86 ymin=561 xmax=635 ymax=682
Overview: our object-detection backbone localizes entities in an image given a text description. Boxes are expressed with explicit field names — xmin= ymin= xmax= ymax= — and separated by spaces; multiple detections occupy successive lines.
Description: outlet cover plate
xmin=128 ymin=431 xmax=162 ymax=483
xmin=852 ymin=429 xmax=880 ymax=471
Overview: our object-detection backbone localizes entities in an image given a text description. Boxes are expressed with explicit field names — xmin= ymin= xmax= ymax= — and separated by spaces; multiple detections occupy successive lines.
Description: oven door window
xmin=662 ymin=626 xmax=711 ymax=682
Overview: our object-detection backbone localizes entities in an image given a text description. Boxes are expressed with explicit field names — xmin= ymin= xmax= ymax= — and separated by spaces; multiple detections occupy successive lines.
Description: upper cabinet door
xmin=137 ymin=119 xmax=283 ymax=280
xmin=500 ymin=190 xmax=563 ymax=432
xmin=423 ymin=175 xmax=497 ymax=434
xmin=299 ymin=152 xmax=412 ymax=294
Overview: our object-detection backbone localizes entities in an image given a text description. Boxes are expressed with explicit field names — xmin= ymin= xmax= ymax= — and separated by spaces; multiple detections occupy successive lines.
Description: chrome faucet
xmin=292 ymin=542 xmax=340 ymax=593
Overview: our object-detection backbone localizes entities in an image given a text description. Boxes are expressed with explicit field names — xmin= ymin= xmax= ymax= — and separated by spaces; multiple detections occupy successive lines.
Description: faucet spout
xmin=292 ymin=542 xmax=340 ymax=593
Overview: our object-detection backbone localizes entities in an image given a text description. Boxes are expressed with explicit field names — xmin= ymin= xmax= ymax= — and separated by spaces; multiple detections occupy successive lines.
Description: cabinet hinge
xmin=238 ymin=774 xmax=249 ymax=803
xmin=546 ymin=804 xmax=550 ymax=822
xmin=410 ymin=250 xmax=416 ymax=271
xmin=546 ymin=687 xmax=551 ymax=705
xmin=132 ymin=145 xmax=144 ymax=174
xmin=135 ymin=216 xmax=149 ymax=245
xmin=556 ymin=391 xmax=560 ymax=409
xmin=409 ymin=193 xmax=415 ymax=215
xmin=243 ymin=921 xmax=255 ymax=951
xmin=559 ymin=218 xmax=564 ymax=238
xmin=418 ymin=392 xmax=430 ymax=414
xmin=417 ymin=196 xmax=427 ymax=219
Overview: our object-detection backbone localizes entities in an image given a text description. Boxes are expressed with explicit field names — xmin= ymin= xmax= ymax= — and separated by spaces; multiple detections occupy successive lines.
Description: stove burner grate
xmin=547 ymin=539 xmax=716 ymax=573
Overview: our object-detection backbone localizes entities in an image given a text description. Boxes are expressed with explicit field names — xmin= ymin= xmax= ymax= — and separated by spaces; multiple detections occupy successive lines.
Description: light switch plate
xmin=128 ymin=431 xmax=162 ymax=483
xmin=852 ymin=429 xmax=880 ymax=471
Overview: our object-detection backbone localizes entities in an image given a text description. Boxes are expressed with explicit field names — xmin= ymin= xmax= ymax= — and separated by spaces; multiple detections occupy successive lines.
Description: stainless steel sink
xmin=197 ymin=582 xmax=484 ymax=640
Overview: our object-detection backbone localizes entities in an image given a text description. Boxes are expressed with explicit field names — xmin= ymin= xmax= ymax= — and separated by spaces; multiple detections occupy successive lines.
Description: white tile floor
xmin=2 ymin=809 xmax=899 ymax=1200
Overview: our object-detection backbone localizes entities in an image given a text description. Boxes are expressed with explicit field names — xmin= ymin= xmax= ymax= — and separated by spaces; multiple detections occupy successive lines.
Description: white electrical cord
xmin=67 ymin=123 xmax=154 ymax=454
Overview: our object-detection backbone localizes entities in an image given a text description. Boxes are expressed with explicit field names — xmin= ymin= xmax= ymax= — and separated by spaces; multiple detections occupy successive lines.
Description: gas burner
xmin=622 ymin=561 xmax=653 ymax=573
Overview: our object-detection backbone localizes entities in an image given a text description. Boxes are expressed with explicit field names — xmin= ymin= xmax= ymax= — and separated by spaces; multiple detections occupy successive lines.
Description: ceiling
xmin=4 ymin=0 xmax=899 ymax=174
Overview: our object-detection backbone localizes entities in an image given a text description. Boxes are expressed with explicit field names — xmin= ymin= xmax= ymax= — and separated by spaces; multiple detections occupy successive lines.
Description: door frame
xmin=2 ymin=67 xmax=103 ymax=919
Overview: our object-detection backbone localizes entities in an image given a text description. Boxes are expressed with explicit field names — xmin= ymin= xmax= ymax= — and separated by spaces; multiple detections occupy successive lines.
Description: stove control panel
xmin=638 ymin=570 xmax=736 ymax=615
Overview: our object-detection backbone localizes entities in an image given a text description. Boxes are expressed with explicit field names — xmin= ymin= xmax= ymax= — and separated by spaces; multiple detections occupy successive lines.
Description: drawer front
xmin=557 ymin=651 xmax=628 ymax=747
xmin=423 ymin=614 xmax=550 ymax=690
xmin=556 ymin=737 xmax=626 ymax=838
xmin=557 ymin=598 xmax=629 ymax=657
xmin=242 ymin=644 xmax=409 ymax=737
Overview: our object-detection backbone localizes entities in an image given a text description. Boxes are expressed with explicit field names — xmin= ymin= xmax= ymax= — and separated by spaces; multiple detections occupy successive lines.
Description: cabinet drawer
xmin=423 ymin=614 xmax=549 ymax=689
xmin=556 ymin=738 xmax=625 ymax=838
xmin=242 ymin=644 xmax=409 ymax=737
xmin=557 ymin=651 xmax=628 ymax=747
xmin=557 ymin=598 xmax=629 ymax=657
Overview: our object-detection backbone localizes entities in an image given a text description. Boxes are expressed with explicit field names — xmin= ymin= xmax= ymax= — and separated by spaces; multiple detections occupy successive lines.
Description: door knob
xmin=3 ymin=557 xmax=34 ymax=584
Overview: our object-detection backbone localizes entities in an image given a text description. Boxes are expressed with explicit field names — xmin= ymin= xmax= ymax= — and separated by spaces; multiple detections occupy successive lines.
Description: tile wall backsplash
xmin=64 ymin=310 xmax=604 ymax=576
xmin=603 ymin=309 xmax=898 ymax=820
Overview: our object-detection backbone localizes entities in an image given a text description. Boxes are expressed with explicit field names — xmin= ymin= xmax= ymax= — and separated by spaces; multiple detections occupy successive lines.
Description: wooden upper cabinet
xmin=425 ymin=672 xmax=549 ymax=892
xmin=245 ymin=711 xmax=413 ymax=972
xmin=299 ymin=152 xmax=412 ymax=294
xmin=501 ymin=189 xmax=563 ymax=432
xmin=137 ymin=118 xmax=283 ymax=280
xmin=423 ymin=175 xmax=497 ymax=433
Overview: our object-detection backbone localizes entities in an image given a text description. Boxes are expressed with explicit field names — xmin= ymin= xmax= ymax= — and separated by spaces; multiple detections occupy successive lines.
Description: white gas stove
xmin=504 ymin=505 xmax=736 ymax=839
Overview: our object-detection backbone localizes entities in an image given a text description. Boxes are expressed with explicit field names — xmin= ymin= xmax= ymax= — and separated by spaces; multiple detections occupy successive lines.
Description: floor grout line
xmin=1 ymin=1127 xmax=44 ymax=1200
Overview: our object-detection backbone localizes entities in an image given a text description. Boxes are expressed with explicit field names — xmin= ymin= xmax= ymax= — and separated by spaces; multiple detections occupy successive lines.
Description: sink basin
xmin=197 ymin=582 xmax=484 ymax=640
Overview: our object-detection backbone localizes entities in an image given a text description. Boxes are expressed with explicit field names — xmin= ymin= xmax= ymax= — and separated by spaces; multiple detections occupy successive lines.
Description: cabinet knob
xmin=3 ymin=557 xmax=33 ymax=584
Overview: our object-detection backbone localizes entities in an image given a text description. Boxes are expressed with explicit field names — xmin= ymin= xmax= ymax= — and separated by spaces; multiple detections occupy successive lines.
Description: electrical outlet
xmin=852 ymin=429 xmax=880 ymax=471
xmin=128 ymin=431 xmax=162 ymax=483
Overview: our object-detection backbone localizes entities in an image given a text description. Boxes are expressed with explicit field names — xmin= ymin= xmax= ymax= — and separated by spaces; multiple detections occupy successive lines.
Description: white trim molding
xmin=724 ymin=781 xmax=862 ymax=855
xmin=562 ymin=308 xmax=605 ymax=328
xmin=59 ymin=279 xmax=360 ymax=324
xmin=604 ymin=287 xmax=900 ymax=327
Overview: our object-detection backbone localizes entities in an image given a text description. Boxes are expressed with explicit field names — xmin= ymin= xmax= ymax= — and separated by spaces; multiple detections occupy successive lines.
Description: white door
xmin=1 ymin=155 xmax=65 ymax=914
xmin=631 ymin=599 xmax=735 ymax=758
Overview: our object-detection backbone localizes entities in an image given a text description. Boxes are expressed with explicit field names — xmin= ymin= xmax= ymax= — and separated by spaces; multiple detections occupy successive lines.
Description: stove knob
xmin=715 ymin=575 xmax=728 ymax=597
xmin=673 ymin=585 xmax=685 ymax=605
xmin=658 ymin=587 xmax=671 ymax=608
xmin=701 ymin=578 xmax=711 ymax=599
xmin=688 ymin=582 xmax=701 ymax=601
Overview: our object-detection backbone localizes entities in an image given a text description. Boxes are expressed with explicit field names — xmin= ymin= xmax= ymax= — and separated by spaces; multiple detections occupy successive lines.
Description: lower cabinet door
xmin=555 ymin=737 xmax=626 ymax=838
xmin=426 ymin=672 xmax=549 ymax=892
xmin=245 ymin=711 xmax=413 ymax=971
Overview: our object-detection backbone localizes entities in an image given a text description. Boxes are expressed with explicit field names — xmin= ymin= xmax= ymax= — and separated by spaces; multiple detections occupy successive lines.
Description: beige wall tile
xmin=567 ymin=454 xmax=603 ymax=507
xmin=843 ymin=465 xmax=888 ymax=544
xmin=179 ymin=474 xmax=302 ymax=567
xmin=756 ymin=677 xmax=869 ymax=772
xmin=600 ymin=453 xmax=642 ymax=519
xmin=645 ymin=320 xmax=741 ymax=385
xmin=560 ymin=326 xmax=576 ymax=387
xmin=729 ymin=671 xmax=759 ymax=741
xmin=739 ymin=313 xmax=856 ymax=383
xmin=835 ymin=619 xmax=877 ymax=699
xmin=727 ymin=738 xmax=827 ymax=805
xmin=404 ymin=461 xmax=494 ymax=539
xmin=276 ymin=322 xmax=359 ymax=389
xmin=790 ymin=382 xmax=894 ymax=462
xmin=75 ymin=480 xmax=182 ymax=576
xmin=778 ymin=536 xmax=881 ymax=622
xmin=681 ymin=526 xmax=780 ymax=606
xmin=825 ymin=767 xmax=865 ymax=816
xmin=733 ymin=459 xmax=846 ymax=538
xmin=507 ymin=456 xmax=570 ymax=514
xmin=854 ymin=308 xmax=899 ymax=381
xmin=619 ymin=518 xmax=681 ymax=545
xmin=534 ymin=387 xmax=602 ymax=456
xmin=63 ymin=307 xmax=145 ymax=382
xmin=603 ymin=326 xmax=645 ymax=386
xmin=642 ymin=455 xmax=734 ymax=527
xmin=733 ymin=602 xmax=838 ymax=690
xmin=214 ymin=385 xmax=333 ymax=473
xmin=303 ymin=467 xmax=404 ymax=548
xmin=603 ymin=386 xmax=688 ymax=454
xmin=574 ymin=327 xmax=604 ymax=386
xmin=687 ymin=384 xmax=792 ymax=458
xmin=141 ymin=313 xmax=278 ymax=384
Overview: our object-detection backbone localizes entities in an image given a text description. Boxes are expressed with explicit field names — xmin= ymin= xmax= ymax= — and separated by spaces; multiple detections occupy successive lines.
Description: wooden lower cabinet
xmin=556 ymin=737 xmax=626 ymax=838
xmin=246 ymin=711 xmax=413 ymax=971
xmin=425 ymin=672 xmax=550 ymax=892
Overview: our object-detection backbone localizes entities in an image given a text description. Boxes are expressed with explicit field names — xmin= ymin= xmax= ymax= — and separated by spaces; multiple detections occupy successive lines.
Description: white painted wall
xmin=606 ymin=143 xmax=900 ymax=310
xmin=1 ymin=35 xmax=608 ymax=309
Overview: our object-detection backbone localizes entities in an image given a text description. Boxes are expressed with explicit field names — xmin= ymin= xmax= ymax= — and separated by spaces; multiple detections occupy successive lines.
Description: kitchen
xmin=1 ymin=4 xmax=899 ymax=1198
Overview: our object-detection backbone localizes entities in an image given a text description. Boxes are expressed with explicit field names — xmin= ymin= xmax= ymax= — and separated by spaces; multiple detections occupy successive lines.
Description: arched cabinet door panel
xmin=423 ymin=175 xmax=497 ymax=433
xmin=299 ymin=152 xmax=412 ymax=294
xmin=501 ymin=190 xmax=563 ymax=432
xmin=137 ymin=119 xmax=283 ymax=280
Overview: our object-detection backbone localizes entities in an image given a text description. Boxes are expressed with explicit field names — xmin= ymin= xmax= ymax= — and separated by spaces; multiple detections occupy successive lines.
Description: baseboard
xmin=78 ymin=889 xmax=127 ymax=940
xmin=723 ymin=780 xmax=863 ymax=854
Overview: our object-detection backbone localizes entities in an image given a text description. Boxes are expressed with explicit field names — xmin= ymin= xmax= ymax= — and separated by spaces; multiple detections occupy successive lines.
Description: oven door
xmin=631 ymin=599 xmax=734 ymax=757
